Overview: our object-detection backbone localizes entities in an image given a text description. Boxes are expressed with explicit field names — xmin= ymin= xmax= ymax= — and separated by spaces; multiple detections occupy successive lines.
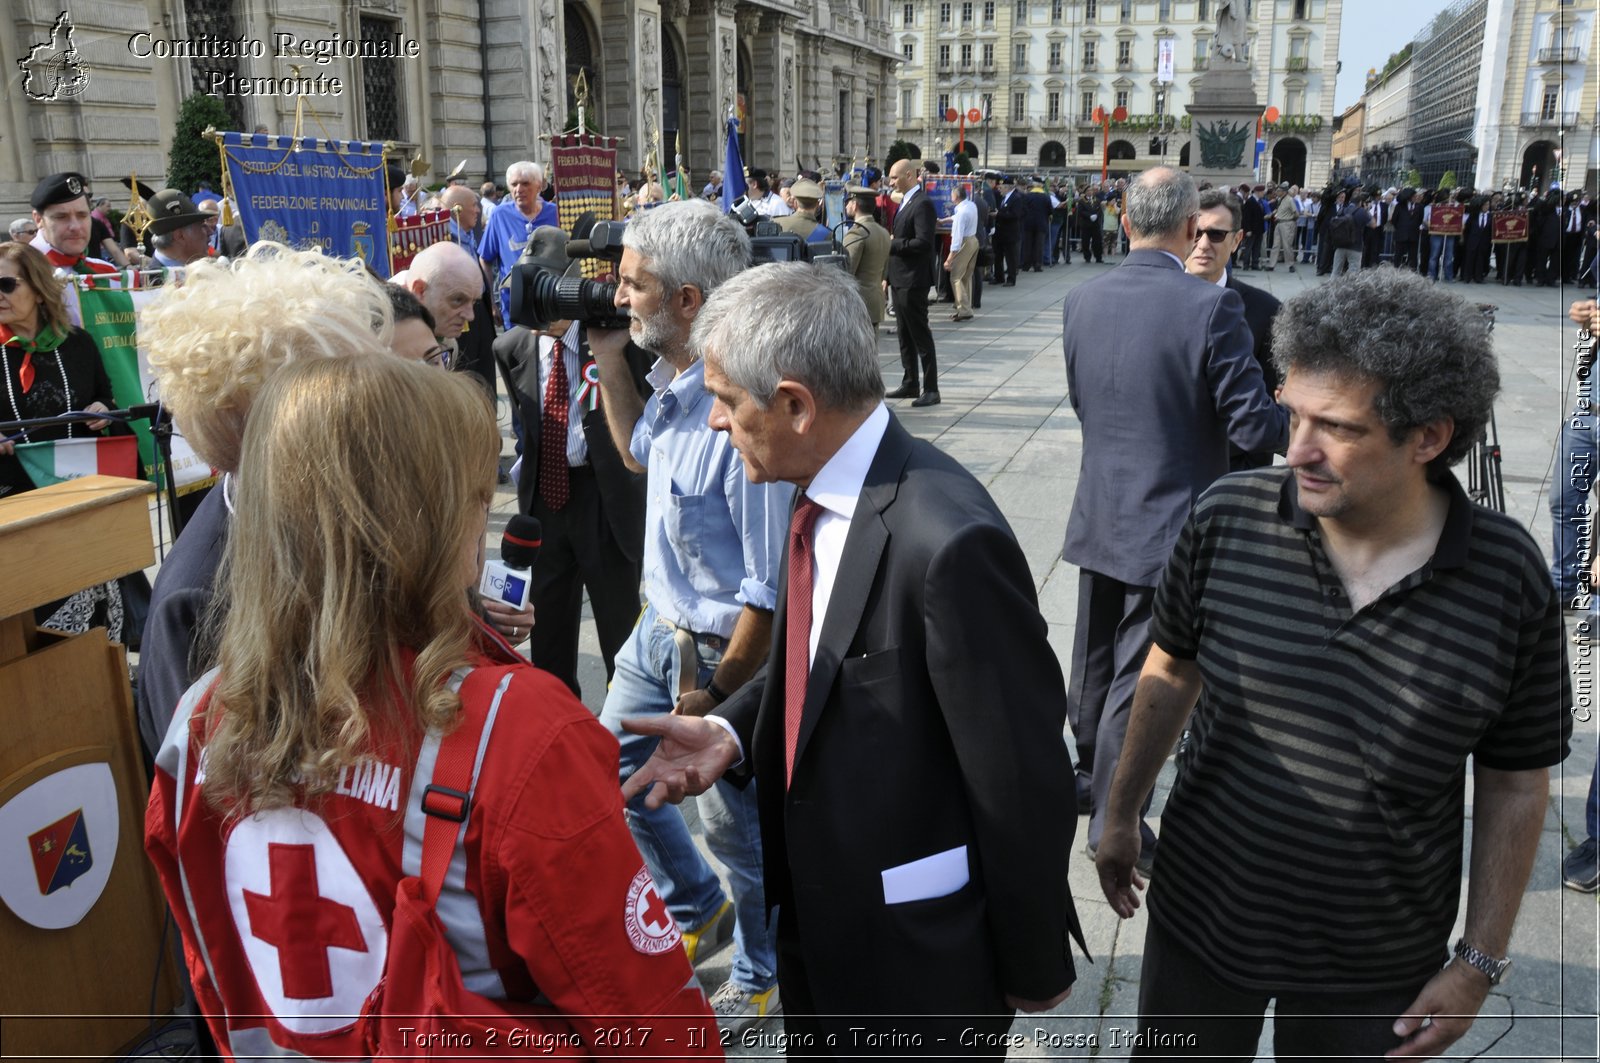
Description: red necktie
xmin=539 ymin=338 xmax=570 ymax=510
xmin=784 ymin=495 xmax=824 ymax=786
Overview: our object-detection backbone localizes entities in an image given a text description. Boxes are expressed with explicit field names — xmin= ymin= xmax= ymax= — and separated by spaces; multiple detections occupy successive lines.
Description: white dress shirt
xmin=538 ymin=320 xmax=588 ymax=466
xmin=949 ymin=198 xmax=978 ymax=252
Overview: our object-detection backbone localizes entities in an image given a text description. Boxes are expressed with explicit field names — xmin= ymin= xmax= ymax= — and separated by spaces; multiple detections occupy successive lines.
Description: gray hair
xmin=1272 ymin=268 xmax=1498 ymax=473
xmin=691 ymin=261 xmax=883 ymax=411
xmin=505 ymin=161 xmax=545 ymax=185
xmin=1198 ymin=188 xmax=1242 ymax=232
xmin=8 ymin=218 xmax=32 ymax=237
xmin=1124 ymin=167 xmax=1198 ymax=238
xmin=623 ymin=199 xmax=751 ymax=302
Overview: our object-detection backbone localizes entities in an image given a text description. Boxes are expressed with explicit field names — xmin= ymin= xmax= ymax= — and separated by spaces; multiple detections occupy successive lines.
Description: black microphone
xmin=480 ymin=515 xmax=540 ymax=610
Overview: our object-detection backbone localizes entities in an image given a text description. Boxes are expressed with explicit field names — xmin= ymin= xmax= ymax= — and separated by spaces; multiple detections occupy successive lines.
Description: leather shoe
xmin=910 ymin=390 xmax=941 ymax=408
xmin=885 ymin=384 xmax=919 ymax=400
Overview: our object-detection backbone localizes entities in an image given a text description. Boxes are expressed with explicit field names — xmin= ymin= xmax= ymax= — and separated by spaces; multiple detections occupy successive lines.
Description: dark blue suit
xmin=1061 ymin=249 xmax=1287 ymax=852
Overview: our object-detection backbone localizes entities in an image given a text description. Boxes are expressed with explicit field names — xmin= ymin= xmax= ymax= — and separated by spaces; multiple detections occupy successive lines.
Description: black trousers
xmin=525 ymin=465 xmax=642 ymax=699
xmin=1134 ymin=918 xmax=1426 ymax=1062
xmin=1079 ymin=226 xmax=1102 ymax=262
xmin=994 ymin=233 xmax=1020 ymax=282
xmin=1066 ymin=569 xmax=1157 ymax=851
xmin=891 ymin=284 xmax=937 ymax=391
xmin=1392 ymin=237 xmax=1418 ymax=270
xmin=1022 ymin=223 xmax=1047 ymax=269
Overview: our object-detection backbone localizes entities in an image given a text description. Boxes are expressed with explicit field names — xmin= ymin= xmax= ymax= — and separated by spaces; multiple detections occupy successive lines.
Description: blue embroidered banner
xmin=219 ymin=131 xmax=392 ymax=276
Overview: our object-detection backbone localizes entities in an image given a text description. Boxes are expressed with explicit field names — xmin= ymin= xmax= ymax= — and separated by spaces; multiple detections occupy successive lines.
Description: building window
xmin=983 ymin=42 xmax=996 ymax=66
xmin=1048 ymin=90 xmax=1061 ymax=120
xmin=902 ymin=86 xmax=915 ymax=118
xmin=1120 ymin=0 xmax=1131 ymax=22
xmin=962 ymin=1 xmax=973 ymax=23
xmin=939 ymin=43 xmax=952 ymax=66
xmin=1081 ymin=91 xmax=1094 ymax=119
xmin=1015 ymin=42 xmax=1028 ymax=67
xmin=940 ymin=2 xmax=952 ymax=26
xmin=1011 ymin=135 xmax=1029 ymax=154
xmin=1078 ymin=135 xmax=1095 ymax=153
xmin=903 ymin=41 xmax=915 ymax=62
xmin=1086 ymin=0 xmax=1097 ymax=20
xmin=961 ymin=43 xmax=973 ymax=65
xmin=1117 ymin=40 xmax=1131 ymax=65
xmin=1013 ymin=90 xmax=1027 ymax=116
xmin=1293 ymin=0 xmax=1307 ymax=18
xmin=1115 ymin=89 xmax=1129 ymax=111
xmin=186 ymin=0 xmax=247 ymax=129
xmin=1286 ymin=88 xmax=1303 ymax=114
xmin=1048 ymin=41 xmax=1062 ymax=67
xmin=1290 ymin=35 xmax=1306 ymax=59
xmin=1016 ymin=0 xmax=1028 ymax=22
xmin=360 ymin=15 xmax=402 ymax=140
xmin=1159 ymin=0 xmax=1172 ymax=19
xmin=1051 ymin=0 xmax=1063 ymax=22
xmin=981 ymin=92 xmax=994 ymax=117
xmin=939 ymin=91 xmax=951 ymax=115
xmin=984 ymin=0 xmax=996 ymax=22
xmin=1541 ymin=87 xmax=1559 ymax=120
xmin=866 ymin=96 xmax=877 ymax=148
xmin=904 ymin=2 xmax=915 ymax=26
xmin=839 ymin=90 xmax=851 ymax=154
xmin=1198 ymin=0 xmax=1208 ymax=19
xmin=1195 ymin=37 xmax=1208 ymax=64
xmin=1154 ymin=90 xmax=1165 ymax=115
xmin=1083 ymin=40 xmax=1096 ymax=66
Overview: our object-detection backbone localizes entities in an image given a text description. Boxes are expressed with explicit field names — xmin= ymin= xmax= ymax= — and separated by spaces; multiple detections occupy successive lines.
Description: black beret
xmin=31 ymin=172 xmax=91 ymax=211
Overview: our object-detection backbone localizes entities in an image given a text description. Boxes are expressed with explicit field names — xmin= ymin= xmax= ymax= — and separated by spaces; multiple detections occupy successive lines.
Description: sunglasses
xmin=0 ymin=276 xmax=24 ymax=295
xmin=1195 ymin=227 xmax=1236 ymax=245
xmin=423 ymin=345 xmax=452 ymax=369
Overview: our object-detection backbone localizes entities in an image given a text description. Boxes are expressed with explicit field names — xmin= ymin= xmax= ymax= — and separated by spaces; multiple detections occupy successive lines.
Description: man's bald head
xmin=439 ymin=183 xmax=480 ymax=230
xmin=1122 ymin=166 xmax=1199 ymax=254
xmin=406 ymin=241 xmax=483 ymax=339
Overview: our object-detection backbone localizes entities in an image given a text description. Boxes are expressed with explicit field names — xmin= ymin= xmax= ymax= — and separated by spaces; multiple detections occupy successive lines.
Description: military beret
xmin=31 ymin=172 xmax=90 ymax=211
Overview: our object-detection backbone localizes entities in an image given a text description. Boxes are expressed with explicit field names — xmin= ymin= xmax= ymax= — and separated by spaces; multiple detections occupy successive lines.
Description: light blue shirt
xmin=630 ymin=358 xmax=794 ymax=637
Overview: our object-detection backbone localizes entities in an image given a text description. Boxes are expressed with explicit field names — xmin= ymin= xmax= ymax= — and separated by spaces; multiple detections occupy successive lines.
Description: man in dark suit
xmin=884 ymin=157 xmax=941 ymax=408
xmin=1462 ymin=196 xmax=1495 ymax=283
xmin=1061 ymin=167 xmax=1288 ymax=872
xmin=622 ymin=261 xmax=1086 ymax=1052
xmin=992 ymin=176 xmax=1024 ymax=282
xmin=1361 ymin=188 xmax=1391 ymax=269
xmin=1022 ymin=177 xmax=1053 ymax=271
xmin=494 ymin=226 xmax=652 ymax=697
xmin=1186 ymin=189 xmax=1283 ymax=472
xmin=1239 ymin=186 xmax=1265 ymax=270
xmin=1391 ymin=188 xmax=1421 ymax=270
xmin=1074 ymin=187 xmax=1104 ymax=263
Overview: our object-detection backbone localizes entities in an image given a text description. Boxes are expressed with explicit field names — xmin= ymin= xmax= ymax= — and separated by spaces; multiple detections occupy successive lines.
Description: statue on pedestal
xmin=1215 ymin=0 xmax=1247 ymax=65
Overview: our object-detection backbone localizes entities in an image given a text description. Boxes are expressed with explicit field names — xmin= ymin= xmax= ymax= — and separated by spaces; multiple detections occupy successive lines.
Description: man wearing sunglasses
xmin=1060 ymin=167 xmax=1287 ymax=878
xmin=1185 ymin=188 xmax=1283 ymax=471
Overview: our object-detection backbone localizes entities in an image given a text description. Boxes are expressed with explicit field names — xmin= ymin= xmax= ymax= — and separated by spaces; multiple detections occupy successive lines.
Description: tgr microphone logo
xmin=491 ymin=572 xmax=527 ymax=605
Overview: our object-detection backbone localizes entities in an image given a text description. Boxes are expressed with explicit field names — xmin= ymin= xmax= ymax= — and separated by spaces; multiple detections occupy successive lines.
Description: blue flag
xmin=722 ymin=118 xmax=747 ymax=212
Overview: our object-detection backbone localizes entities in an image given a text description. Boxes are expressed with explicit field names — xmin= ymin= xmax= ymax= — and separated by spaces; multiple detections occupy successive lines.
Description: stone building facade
xmin=0 ymin=0 xmax=898 ymax=219
xmin=890 ymin=0 xmax=1341 ymax=188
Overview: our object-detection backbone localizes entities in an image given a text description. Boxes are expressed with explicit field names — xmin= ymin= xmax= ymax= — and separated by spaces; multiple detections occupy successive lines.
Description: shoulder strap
xmin=416 ymin=665 xmax=514 ymax=905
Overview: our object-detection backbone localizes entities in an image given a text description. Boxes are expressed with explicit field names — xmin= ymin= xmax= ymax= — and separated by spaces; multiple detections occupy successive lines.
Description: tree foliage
xmin=165 ymin=93 xmax=232 ymax=194
xmin=886 ymin=139 xmax=921 ymax=167
xmin=1439 ymin=169 xmax=1459 ymax=192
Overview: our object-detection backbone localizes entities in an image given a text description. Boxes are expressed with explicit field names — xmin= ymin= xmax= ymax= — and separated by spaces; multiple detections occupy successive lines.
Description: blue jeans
xmin=1551 ymin=410 xmax=1598 ymax=603
xmin=599 ymin=603 xmax=777 ymax=991
xmin=1428 ymin=234 xmax=1455 ymax=280
xmin=1045 ymin=221 xmax=1060 ymax=265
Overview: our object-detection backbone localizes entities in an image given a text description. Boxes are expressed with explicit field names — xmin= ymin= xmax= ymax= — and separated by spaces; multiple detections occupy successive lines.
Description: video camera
xmin=506 ymin=217 xmax=629 ymax=331
xmin=726 ymin=196 xmax=849 ymax=271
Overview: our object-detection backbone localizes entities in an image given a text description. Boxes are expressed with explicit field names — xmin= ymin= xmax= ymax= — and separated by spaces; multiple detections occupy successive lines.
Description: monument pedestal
xmin=1184 ymin=64 xmax=1260 ymax=188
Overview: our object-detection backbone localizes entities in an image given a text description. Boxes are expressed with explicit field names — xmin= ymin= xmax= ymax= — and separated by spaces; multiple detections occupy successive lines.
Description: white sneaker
xmin=709 ymin=979 xmax=781 ymax=1035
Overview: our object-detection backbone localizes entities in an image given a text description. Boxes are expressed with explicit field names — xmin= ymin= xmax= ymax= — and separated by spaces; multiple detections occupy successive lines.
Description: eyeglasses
xmin=0 ymin=277 xmax=24 ymax=295
xmin=423 ymin=345 xmax=452 ymax=369
xmin=13 ymin=228 xmax=37 ymax=237
xmin=1195 ymin=227 xmax=1236 ymax=245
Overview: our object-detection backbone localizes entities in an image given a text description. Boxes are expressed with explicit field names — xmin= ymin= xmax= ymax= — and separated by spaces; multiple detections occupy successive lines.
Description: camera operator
xmin=493 ymin=227 xmax=651 ymax=699
xmin=585 ymin=199 xmax=790 ymax=1031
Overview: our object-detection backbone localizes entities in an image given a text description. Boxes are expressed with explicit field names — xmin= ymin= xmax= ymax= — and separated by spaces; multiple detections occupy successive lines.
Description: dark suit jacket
xmin=1024 ymin=190 xmax=1053 ymax=228
xmin=886 ymin=187 xmax=938 ymax=290
xmin=719 ymin=416 xmax=1085 ymax=1034
xmin=994 ymin=189 xmax=1024 ymax=238
xmin=1062 ymin=249 xmax=1287 ymax=585
xmin=1463 ymin=208 xmax=1495 ymax=251
xmin=493 ymin=326 xmax=650 ymax=556
xmin=1226 ymin=272 xmax=1283 ymax=470
xmin=1392 ymin=200 xmax=1421 ymax=242
xmin=1241 ymin=195 xmax=1265 ymax=235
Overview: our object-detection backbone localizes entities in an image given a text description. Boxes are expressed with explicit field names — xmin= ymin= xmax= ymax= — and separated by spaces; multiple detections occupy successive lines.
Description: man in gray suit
xmin=1062 ymin=167 xmax=1288 ymax=872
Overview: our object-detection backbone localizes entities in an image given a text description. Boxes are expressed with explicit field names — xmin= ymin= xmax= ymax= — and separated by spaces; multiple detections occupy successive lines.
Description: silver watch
xmin=1453 ymin=938 xmax=1512 ymax=986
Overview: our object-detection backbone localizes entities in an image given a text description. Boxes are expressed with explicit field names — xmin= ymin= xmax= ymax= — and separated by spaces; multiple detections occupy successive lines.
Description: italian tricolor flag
xmin=15 ymin=437 xmax=139 ymax=488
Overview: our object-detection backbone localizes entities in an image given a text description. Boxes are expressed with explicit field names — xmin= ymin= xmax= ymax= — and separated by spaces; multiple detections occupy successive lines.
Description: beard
xmin=629 ymin=301 xmax=679 ymax=355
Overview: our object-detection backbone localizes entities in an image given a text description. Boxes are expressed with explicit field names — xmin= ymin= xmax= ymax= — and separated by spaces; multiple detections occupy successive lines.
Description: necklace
xmin=1 ymin=343 xmax=74 ymax=444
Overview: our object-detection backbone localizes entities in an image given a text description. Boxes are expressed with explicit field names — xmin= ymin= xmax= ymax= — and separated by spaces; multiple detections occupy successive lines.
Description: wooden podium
xmin=0 ymin=476 xmax=181 ymax=1059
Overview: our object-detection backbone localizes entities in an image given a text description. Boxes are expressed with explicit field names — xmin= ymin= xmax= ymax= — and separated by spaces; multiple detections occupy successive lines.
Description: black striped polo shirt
xmin=1147 ymin=466 xmax=1571 ymax=993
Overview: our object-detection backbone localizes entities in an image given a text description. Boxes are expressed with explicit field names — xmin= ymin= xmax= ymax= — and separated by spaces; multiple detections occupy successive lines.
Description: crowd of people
xmin=4 ymin=150 xmax=1594 ymax=1061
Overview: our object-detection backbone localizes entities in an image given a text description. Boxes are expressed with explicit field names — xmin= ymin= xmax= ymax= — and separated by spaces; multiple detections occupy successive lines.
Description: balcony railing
xmin=1116 ymin=58 xmax=1132 ymax=70
xmin=1537 ymin=46 xmax=1581 ymax=63
xmin=1522 ymin=110 xmax=1577 ymax=127
xmin=1287 ymin=56 xmax=1308 ymax=72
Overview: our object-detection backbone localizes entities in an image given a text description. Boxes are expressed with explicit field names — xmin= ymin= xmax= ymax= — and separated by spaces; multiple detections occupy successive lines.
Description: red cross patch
xmin=623 ymin=866 xmax=681 ymax=955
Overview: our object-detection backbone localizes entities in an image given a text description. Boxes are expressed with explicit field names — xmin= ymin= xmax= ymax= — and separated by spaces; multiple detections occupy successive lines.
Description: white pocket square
xmin=881 ymin=845 xmax=969 ymax=905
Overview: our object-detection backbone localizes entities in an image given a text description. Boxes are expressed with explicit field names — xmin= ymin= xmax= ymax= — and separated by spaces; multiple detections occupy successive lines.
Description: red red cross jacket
xmin=145 ymin=623 xmax=716 ymax=1058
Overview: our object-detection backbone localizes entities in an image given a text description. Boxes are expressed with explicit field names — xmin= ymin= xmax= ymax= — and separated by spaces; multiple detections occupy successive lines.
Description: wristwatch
xmin=1452 ymin=938 xmax=1512 ymax=986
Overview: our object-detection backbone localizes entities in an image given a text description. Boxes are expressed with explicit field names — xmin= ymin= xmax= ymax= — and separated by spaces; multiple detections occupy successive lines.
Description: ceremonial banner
xmin=824 ymin=180 xmax=848 ymax=231
xmin=551 ymin=135 xmax=620 ymax=232
xmin=218 ymin=131 xmax=391 ymax=276
xmin=722 ymin=118 xmax=748 ymax=213
xmin=16 ymin=437 xmax=139 ymax=488
xmin=68 ymin=281 xmax=157 ymax=480
xmin=1492 ymin=211 xmax=1529 ymax=244
xmin=1429 ymin=203 xmax=1464 ymax=236
xmin=922 ymin=175 xmax=977 ymax=223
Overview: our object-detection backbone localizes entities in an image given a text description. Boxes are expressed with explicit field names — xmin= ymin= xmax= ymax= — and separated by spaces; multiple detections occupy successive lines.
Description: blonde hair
xmin=0 ymin=242 xmax=70 ymax=335
xmin=141 ymin=242 xmax=394 ymax=472
xmin=201 ymin=354 xmax=500 ymax=814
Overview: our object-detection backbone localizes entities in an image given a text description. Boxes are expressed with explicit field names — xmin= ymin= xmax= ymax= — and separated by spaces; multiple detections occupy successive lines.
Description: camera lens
xmin=508 ymin=265 xmax=627 ymax=330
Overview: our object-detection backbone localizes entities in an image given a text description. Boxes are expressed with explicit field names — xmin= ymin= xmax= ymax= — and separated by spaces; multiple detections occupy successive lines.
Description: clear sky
xmin=1331 ymin=0 xmax=1451 ymax=113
